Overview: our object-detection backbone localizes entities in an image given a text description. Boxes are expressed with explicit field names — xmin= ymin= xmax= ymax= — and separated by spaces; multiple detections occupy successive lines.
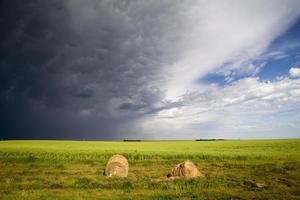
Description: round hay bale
xmin=167 ymin=160 xmax=204 ymax=179
xmin=104 ymin=154 xmax=128 ymax=177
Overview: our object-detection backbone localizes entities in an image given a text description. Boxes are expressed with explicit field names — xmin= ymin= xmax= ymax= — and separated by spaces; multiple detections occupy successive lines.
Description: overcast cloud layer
xmin=1 ymin=0 xmax=300 ymax=139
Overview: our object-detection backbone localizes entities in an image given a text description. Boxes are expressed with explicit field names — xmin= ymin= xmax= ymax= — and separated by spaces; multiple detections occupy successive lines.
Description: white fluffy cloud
xmin=140 ymin=76 xmax=300 ymax=138
xmin=135 ymin=0 xmax=300 ymax=139
xmin=289 ymin=67 xmax=300 ymax=78
xmin=161 ymin=0 xmax=300 ymax=99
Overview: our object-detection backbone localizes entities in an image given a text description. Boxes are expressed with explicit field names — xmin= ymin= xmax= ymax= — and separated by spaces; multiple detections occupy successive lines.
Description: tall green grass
xmin=0 ymin=139 xmax=299 ymax=199
xmin=1 ymin=139 xmax=299 ymax=163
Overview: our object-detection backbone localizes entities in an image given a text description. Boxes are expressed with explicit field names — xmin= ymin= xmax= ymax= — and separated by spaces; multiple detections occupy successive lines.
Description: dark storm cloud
xmin=72 ymin=86 xmax=94 ymax=98
xmin=0 ymin=0 xmax=184 ymax=139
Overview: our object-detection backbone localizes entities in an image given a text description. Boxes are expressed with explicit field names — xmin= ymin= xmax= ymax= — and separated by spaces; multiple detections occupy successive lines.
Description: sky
xmin=0 ymin=0 xmax=300 ymax=140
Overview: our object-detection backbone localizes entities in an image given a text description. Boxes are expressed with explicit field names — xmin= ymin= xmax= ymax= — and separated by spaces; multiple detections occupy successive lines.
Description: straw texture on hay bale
xmin=167 ymin=160 xmax=204 ymax=179
xmin=104 ymin=154 xmax=129 ymax=177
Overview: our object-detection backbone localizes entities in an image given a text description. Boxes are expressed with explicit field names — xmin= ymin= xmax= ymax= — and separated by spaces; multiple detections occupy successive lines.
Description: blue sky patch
xmin=200 ymin=17 xmax=300 ymax=85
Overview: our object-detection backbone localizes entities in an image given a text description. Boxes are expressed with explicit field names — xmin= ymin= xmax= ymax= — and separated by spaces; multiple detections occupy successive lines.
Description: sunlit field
xmin=0 ymin=140 xmax=299 ymax=199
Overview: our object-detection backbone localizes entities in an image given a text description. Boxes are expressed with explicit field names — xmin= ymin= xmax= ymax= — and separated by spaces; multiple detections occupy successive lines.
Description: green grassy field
xmin=0 ymin=139 xmax=299 ymax=199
